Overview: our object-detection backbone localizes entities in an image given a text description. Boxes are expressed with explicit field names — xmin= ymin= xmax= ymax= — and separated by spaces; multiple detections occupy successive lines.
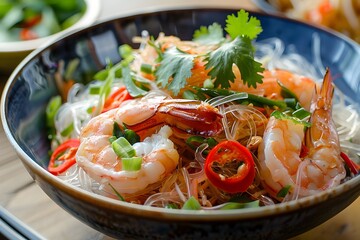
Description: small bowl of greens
xmin=0 ymin=0 xmax=100 ymax=74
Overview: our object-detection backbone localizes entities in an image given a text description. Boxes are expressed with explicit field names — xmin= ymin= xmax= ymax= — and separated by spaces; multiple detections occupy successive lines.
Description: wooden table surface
xmin=1 ymin=0 xmax=360 ymax=239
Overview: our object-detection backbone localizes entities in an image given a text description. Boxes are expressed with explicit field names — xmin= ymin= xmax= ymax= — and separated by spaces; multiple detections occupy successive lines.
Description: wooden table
xmin=1 ymin=0 xmax=360 ymax=239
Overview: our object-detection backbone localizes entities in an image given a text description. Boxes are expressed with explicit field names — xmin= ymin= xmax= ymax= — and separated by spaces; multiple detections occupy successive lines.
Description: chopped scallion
xmin=182 ymin=196 xmax=201 ymax=210
xmin=277 ymin=185 xmax=292 ymax=198
xmin=284 ymin=98 xmax=297 ymax=109
xmin=119 ymin=44 xmax=133 ymax=58
xmin=220 ymin=200 xmax=260 ymax=210
xmin=46 ymin=95 xmax=61 ymax=128
xmin=122 ymin=157 xmax=142 ymax=171
xmin=292 ymin=107 xmax=311 ymax=120
xmin=111 ymin=137 xmax=136 ymax=158
xmin=165 ymin=203 xmax=179 ymax=209
xmin=60 ymin=122 xmax=74 ymax=137
xmin=89 ymin=85 xmax=101 ymax=95
xmin=140 ymin=63 xmax=153 ymax=74
xmin=123 ymin=129 xmax=140 ymax=145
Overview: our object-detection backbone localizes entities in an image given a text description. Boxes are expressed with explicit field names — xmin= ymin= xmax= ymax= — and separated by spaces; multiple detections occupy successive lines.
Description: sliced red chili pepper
xmin=22 ymin=15 xmax=42 ymax=28
xmin=102 ymin=86 xmax=132 ymax=113
xmin=204 ymin=140 xmax=255 ymax=193
xmin=20 ymin=28 xmax=38 ymax=41
xmin=48 ymin=139 xmax=80 ymax=175
xmin=340 ymin=152 xmax=360 ymax=175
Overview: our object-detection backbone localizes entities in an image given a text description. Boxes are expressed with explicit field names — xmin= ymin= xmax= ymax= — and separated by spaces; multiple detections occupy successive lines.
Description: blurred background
xmin=265 ymin=0 xmax=360 ymax=43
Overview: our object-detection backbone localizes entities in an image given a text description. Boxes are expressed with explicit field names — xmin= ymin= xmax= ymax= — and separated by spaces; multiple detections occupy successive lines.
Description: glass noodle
xmin=51 ymin=26 xmax=360 ymax=209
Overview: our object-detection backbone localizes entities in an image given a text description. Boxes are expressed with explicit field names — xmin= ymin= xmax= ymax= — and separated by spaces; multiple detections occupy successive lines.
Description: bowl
xmin=2 ymin=7 xmax=360 ymax=240
xmin=0 ymin=0 xmax=101 ymax=74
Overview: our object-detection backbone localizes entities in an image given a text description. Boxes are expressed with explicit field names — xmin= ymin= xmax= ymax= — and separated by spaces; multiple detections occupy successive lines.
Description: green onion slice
xmin=46 ymin=95 xmax=61 ymax=128
xmin=60 ymin=122 xmax=74 ymax=137
xmin=122 ymin=157 xmax=142 ymax=171
xmin=140 ymin=63 xmax=153 ymax=74
xmin=182 ymin=196 xmax=201 ymax=210
xmin=111 ymin=137 xmax=136 ymax=158
xmin=220 ymin=200 xmax=260 ymax=210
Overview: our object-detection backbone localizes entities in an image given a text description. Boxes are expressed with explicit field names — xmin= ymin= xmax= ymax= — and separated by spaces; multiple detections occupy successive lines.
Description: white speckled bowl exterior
xmin=2 ymin=8 xmax=360 ymax=239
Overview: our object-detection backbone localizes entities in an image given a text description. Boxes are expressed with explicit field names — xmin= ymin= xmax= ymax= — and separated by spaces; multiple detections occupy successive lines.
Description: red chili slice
xmin=102 ymin=86 xmax=132 ymax=113
xmin=48 ymin=139 xmax=80 ymax=175
xmin=341 ymin=152 xmax=360 ymax=175
xmin=19 ymin=29 xmax=38 ymax=41
xmin=204 ymin=140 xmax=255 ymax=193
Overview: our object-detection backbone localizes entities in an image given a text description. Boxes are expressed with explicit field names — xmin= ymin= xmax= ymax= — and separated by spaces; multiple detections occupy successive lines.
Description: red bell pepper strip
xmin=204 ymin=140 xmax=255 ymax=193
xmin=340 ymin=152 xmax=360 ymax=175
xmin=102 ymin=86 xmax=132 ymax=113
xmin=48 ymin=139 xmax=80 ymax=175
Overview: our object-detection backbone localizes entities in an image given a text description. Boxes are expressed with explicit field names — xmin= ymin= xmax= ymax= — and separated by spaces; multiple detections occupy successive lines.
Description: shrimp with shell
xmin=257 ymin=70 xmax=346 ymax=200
xmin=76 ymin=94 xmax=223 ymax=197
xmin=231 ymin=68 xmax=317 ymax=110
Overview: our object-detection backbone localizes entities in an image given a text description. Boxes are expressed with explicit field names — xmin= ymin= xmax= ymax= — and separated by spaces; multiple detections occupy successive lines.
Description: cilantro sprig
xmin=225 ymin=9 xmax=263 ymax=40
xmin=205 ymin=9 xmax=264 ymax=88
xmin=154 ymin=9 xmax=264 ymax=95
xmin=205 ymin=36 xmax=263 ymax=88
xmin=156 ymin=47 xmax=195 ymax=96
xmin=193 ymin=22 xmax=224 ymax=45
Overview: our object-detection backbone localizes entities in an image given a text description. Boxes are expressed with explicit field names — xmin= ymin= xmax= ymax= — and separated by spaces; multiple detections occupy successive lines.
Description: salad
xmin=45 ymin=10 xmax=360 ymax=210
xmin=0 ymin=0 xmax=86 ymax=42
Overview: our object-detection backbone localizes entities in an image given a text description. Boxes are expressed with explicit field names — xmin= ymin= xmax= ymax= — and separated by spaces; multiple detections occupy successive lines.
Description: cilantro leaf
xmin=193 ymin=22 xmax=224 ymax=45
xmin=205 ymin=36 xmax=264 ymax=88
xmin=155 ymin=47 xmax=194 ymax=95
xmin=225 ymin=9 xmax=263 ymax=40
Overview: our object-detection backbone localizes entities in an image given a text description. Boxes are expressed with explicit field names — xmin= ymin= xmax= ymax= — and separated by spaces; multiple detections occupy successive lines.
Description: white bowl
xmin=0 ymin=0 xmax=101 ymax=74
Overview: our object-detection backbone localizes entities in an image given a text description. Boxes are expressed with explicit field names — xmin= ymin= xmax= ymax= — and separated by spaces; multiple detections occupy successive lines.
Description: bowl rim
xmin=0 ymin=0 xmax=101 ymax=53
xmin=1 ymin=6 xmax=360 ymax=221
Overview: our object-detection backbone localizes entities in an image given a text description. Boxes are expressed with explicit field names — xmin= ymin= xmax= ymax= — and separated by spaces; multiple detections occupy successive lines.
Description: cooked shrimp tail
xmin=305 ymin=68 xmax=336 ymax=150
xmin=258 ymin=69 xmax=346 ymax=200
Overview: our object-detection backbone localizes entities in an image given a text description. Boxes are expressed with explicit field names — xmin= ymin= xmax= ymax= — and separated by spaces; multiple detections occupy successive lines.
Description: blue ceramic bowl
xmin=2 ymin=8 xmax=360 ymax=240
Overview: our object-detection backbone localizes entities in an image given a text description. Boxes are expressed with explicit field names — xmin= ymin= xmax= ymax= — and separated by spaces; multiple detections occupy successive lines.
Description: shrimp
xmin=77 ymin=125 xmax=179 ymax=195
xmin=257 ymin=69 xmax=346 ymax=200
xmin=81 ymin=95 xmax=223 ymax=140
xmin=231 ymin=68 xmax=317 ymax=110
xmin=76 ymin=95 xmax=223 ymax=196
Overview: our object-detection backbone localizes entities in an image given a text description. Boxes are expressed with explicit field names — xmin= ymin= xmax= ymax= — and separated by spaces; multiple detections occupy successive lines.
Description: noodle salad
xmin=46 ymin=10 xmax=360 ymax=210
